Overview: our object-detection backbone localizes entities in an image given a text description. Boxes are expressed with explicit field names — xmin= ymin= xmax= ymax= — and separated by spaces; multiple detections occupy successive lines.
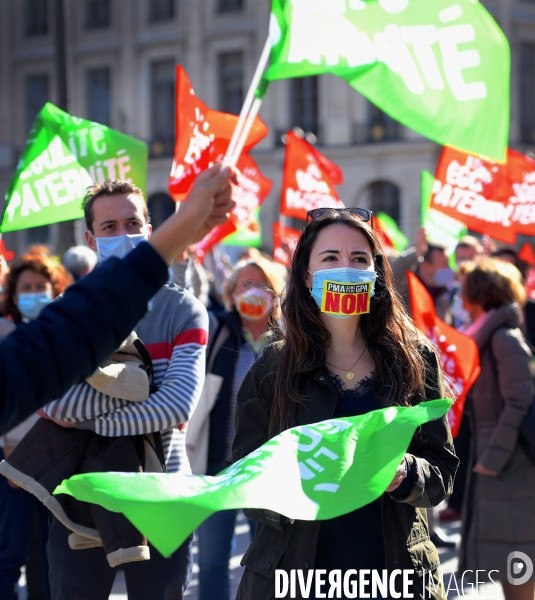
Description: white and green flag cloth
xmin=56 ymin=399 xmax=451 ymax=558
xmin=421 ymin=170 xmax=468 ymax=257
xmin=262 ymin=0 xmax=510 ymax=162
xmin=1 ymin=103 xmax=147 ymax=233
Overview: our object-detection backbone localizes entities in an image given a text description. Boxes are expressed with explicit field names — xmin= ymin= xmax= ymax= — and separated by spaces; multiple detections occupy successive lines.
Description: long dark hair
xmin=271 ymin=211 xmax=428 ymax=436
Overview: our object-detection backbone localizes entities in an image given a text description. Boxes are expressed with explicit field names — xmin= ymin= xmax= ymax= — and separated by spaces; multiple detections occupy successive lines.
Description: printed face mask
xmin=234 ymin=288 xmax=273 ymax=321
xmin=95 ymin=233 xmax=148 ymax=262
xmin=17 ymin=291 xmax=52 ymax=320
xmin=309 ymin=267 xmax=376 ymax=319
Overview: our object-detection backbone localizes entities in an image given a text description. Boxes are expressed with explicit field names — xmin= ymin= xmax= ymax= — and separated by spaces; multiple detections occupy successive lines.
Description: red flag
xmin=520 ymin=243 xmax=535 ymax=266
xmin=280 ymin=131 xmax=344 ymax=220
xmin=0 ymin=240 xmax=14 ymax=261
xmin=192 ymin=150 xmax=272 ymax=260
xmin=168 ymin=65 xmax=268 ymax=201
xmin=430 ymin=147 xmax=535 ymax=244
xmin=273 ymin=223 xmax=301 ymax=267
xmin=407 ymin=272 xmax=480 ymax=437
xmin=371 ymin=216 xmax=394 ymax=251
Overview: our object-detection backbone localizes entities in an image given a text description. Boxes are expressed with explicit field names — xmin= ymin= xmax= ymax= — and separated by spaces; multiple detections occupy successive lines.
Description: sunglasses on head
xmin=303 ymin=207 xmax=373 ymax=236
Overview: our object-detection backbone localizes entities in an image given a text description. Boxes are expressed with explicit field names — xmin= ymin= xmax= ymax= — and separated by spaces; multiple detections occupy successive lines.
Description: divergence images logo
xmin=507 ymin=551 xmax=534 ymax=586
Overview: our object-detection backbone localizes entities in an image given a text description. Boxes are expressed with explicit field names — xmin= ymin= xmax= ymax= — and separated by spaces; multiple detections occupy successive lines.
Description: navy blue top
xmin=314 ymin=373 xmax=387 ymax=578
xmin=0 ymin=242 xmax=169 ymax=435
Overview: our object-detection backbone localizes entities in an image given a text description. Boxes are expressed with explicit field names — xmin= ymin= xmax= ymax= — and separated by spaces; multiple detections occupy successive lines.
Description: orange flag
xmin=430 ymin=146 xmax=535 ymax=244
xmin=273 ymin=223 xmax=301 ymax=267
xmin=168 ymin=65 xmax=268 ymax=201
xmin=280 ymin=131 xmax=344 ymax=220
xmin=407 ymin=272 xmax=480 ymax=437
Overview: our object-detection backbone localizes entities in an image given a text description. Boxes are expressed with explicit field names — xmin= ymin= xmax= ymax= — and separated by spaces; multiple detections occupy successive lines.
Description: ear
xmin=146 ymin=223 xmax=153 ymax=238
xmin=85 ymin=230 xmax=97 ymax=252
xmin=305 ymin=270 xmax=313 ymax=290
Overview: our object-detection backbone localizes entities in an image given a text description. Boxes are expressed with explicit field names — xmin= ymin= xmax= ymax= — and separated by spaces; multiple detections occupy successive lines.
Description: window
xmin=150 ymin=60 xmax=175 ymax=157
xmin=217 ymin=0 xmax=243 ymax=13
xmin=290 ymin=76 xmax=319 ymax=137
xmin=87 ymin=68 xmax=111 ymax=125
xmin=366 ymin=181 xmax=401 ymax=224
xmin=218 ymin=52 xmax=244 ymax=115
xmin=521 ymin=43 xmax=535 ymax=144
xmin=27 ymin=226 xmax=50 ymax=245
xmin=147 ymin=193 xmax=175 ymax=228
xmin=362 ymin=102 xmax=403 ymax=143
xmin=25 ymin=0 xmax=48 ymax=36
xmin=26 ymin=74 xmax=49 ymax=133
xmin=149 ymin=0 xmax=175 ymax=22
xmin=86 ymin=0 xmax=110 ymax=29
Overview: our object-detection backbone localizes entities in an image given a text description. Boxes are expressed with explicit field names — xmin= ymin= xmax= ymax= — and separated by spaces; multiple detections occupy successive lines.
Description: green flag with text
xmin=55 ymin=399 xmax=451 ymax=558
xmin=263 ymin=0 xmax=509 ymax=162
xmin=1 ymin=103 xmax=147 ymax=232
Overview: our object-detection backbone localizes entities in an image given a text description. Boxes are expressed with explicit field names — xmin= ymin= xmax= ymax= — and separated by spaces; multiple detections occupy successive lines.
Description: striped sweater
xmin=43 ymin=283 xmax=208 ymax=473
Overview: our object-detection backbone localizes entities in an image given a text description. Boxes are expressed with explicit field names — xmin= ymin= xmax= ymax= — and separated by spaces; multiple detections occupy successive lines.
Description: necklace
xmin=325 ymin=344 xmax=368 ymax=381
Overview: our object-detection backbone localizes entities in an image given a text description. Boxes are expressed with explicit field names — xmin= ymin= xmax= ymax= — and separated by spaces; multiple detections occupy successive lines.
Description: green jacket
xmin=233 ymin=341 xmax=458 ymax=600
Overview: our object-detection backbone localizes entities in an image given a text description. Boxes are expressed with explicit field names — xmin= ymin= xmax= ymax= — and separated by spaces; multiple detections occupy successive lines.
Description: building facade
xmin=0 ymin=0 xmax=533 ymax=254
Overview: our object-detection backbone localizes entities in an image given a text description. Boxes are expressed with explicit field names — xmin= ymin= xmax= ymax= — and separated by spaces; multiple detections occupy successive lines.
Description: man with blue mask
xmin=44 ymin=180 xmax=208 ymax=600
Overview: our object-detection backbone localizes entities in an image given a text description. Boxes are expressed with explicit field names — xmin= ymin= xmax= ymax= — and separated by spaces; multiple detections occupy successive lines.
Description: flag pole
xmin=228 ymin=97 xmax=263 ymax=165
xmin=224 ymin=35 xmax=271 ymax=167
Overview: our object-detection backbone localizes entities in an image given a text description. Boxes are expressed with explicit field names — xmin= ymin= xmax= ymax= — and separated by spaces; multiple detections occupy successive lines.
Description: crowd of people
xmin=0 ymin=166 xmax=534 ymax=600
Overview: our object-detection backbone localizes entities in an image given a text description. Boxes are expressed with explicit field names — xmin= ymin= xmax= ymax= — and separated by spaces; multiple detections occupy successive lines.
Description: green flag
xmin=55 ymin=399 xmax=451 ymax=558
xmin=377 ymin=212 xmax=408 ymax=251
xmin=421 ymin=170 xmax=467 ymax=257
xmin=221 ymin=207 xmax=262 ymax=247
xmin=264 ymin=0 xmax=509 ymax=162
xmin=1 ymin=103 xmax=147 ymax=233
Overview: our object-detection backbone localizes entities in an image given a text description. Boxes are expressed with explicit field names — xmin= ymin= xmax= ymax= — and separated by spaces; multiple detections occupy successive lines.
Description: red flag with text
xmin=407 ymin=272 xmax=480 ymax=437
xmin=192 ymin=149 xmax=272 ymax=259
xmin=273 ymin=223 xmax=301 ymax=267
xmin=168 ymin=65 xmax=268 ymax=201
xmin=429 ymin=147 xmax=535 ymax=244
xmin=280 ymin=131 xmax=344 ymax=220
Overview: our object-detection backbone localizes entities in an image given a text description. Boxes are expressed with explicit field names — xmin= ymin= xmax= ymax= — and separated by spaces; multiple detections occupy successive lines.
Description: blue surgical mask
xmin=95 ymin=233 xmax=148 ymax=262
xmin=308 ymin=267 xmax=376 ymax=319
xmin=434 ymin=267 xmax=454 ymax=288
xmin=18 ymin=291 xmax=52 ymax=320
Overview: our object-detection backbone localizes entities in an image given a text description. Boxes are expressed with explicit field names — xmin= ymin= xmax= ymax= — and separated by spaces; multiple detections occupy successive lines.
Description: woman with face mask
xmin=0 ymin=248 xmax=72 ymax=600
xmin=232 ymin=208 xmax=459 ymax=600
xmin=195 ymin=255 xmax=285 ymax=600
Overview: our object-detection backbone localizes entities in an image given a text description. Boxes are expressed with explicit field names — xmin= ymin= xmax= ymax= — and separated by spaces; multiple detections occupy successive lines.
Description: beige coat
xmin=458 ymin=304 xmax=535 ymax=581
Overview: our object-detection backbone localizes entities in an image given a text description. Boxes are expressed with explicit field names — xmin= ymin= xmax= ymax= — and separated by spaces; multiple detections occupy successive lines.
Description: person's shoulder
xmin=154 ymin=283 xmax=207 ymax=312
xmin=415 ymin=338 xmax=438 ymax=360
xmin=0 ymin=318 xmax=15 ymax=339
xmin=260 ymin=340 xmax=284 ymax=368
xmin=491 ymin=326 xmax=530 ymax=357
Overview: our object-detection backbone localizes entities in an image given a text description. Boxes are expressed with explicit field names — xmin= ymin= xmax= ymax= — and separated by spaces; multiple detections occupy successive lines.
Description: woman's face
xmin=15 ymin=269 xmax=52 ymax=302
xmin=305 ymin=224 xmax=374 ymax=288
xmin=233 ymin=265 xmax=269 ymax=301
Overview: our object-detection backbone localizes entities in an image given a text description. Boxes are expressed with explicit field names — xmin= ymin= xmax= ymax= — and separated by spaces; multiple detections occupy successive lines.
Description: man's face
xmin=431 ymin=248 xmax=449 ymax=270
xmin=84 ymin=193 xmax=152 ymax=251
